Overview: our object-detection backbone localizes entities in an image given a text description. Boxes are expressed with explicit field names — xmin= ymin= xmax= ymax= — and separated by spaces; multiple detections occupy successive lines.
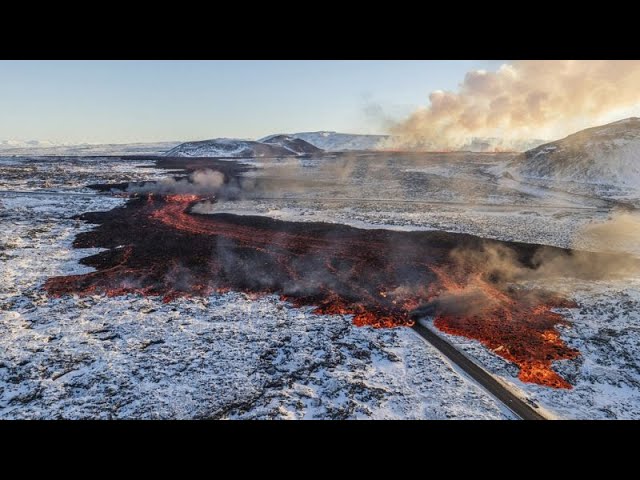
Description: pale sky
xmin=0 ymin=60 xmax=489 ymax=144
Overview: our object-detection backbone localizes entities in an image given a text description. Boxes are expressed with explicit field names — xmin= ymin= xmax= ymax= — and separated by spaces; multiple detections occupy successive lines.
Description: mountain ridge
xmin=164 ymin=136 xmax=322 ymax=158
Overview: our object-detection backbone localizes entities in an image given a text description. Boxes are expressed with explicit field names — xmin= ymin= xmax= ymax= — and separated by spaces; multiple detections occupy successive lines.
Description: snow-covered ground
xmin=0 ymin=156 xmax=168 ymax=192
xmin=208 ymin=153 xmax=613 ymax=249
xmin=422 ymin=277 xmax=640 ymax=419
xmin=199 ymin=152 xmax=640 ymax=418
xmin=0 ymin=159 xmax=507 ymax=419
xmin=2 ymin=152 xmax=640 ymax=419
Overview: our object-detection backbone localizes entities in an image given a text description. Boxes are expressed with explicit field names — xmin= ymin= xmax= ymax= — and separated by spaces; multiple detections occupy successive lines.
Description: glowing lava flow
xmin=430 ymin=267 xmax=579 ymax=389
xmin=46 ymin=193 xmax=584 ymax=388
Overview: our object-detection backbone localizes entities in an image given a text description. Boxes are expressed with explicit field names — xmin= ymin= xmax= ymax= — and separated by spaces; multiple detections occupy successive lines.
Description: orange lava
xmin=430 ymin=268 xmax=578 ymax=389
xmin=46 ymin=193 xmax=582 ymax=388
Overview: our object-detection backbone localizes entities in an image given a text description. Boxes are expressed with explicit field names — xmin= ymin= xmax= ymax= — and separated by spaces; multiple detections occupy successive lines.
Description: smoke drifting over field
xmin=390 ymin=60 xmax=640 ymax=150
xmin=580 ymin=211 xmax=640 ymax=254
xmin=431 ymin=211 xmax=640 ymax=325
xmin=127 ymin=157 xmax=365 ymax=205
xmin=128 ymin=169 xmax=238 ymax=197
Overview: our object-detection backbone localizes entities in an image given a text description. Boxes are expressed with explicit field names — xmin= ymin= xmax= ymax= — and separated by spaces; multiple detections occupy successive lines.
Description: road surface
xmin=412 ymin=320 xmax=546 ymax=420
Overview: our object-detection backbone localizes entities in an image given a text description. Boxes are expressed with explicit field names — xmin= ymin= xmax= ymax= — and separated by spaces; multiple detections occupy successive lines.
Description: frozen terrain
xmin=194 ymin=151 xmax=640 ymax=418
xmin=512 ymin=117 xmax=640 ymax=190
xmin=0 ymin=158 xmax=508 ymax=419
xmin=2 ymin=146 xmax=640 ymax=419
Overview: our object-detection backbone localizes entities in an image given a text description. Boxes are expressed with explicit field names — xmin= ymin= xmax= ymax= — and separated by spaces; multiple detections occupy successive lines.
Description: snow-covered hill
xmin=165 ymin=136 xmax=321 ymax=158
xmin=261 ymin=134 xmax=322 ymax=154
xmin=513 ymin=118 xmax=640 ymax=187
xmin=261 ymin=131 xmax=389 ymax=151
xmin=265 ymin=132 xmax=546 ymax=153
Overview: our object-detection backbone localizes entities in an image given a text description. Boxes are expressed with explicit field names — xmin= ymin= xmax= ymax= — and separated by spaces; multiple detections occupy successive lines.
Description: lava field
xmin=43 ymin=187 xmax=613 ymax=388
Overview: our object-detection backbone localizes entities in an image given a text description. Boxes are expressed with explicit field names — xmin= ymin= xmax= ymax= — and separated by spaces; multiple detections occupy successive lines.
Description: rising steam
xmin=428 ymin=211 xmax=640 ymax=314
xmin=128 ymin=169 xmax=226 ymax=195
xmin=128 ymin=169 xmax=250 ymax=199
xmin=579 ymin=210 xmax=640 ymax=255
xmin=389 ymin=60 xmax=640 ymax=150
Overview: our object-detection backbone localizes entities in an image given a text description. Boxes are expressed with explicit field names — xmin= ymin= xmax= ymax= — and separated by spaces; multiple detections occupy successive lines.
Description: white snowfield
xmin=0 ymin=160 xmax=507 ymax=419
xmin=2 ymin=121 xmax=640 ymax=419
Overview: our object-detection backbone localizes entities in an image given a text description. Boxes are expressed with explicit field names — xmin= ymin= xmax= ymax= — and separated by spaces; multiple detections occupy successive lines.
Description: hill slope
xmin=261 ymin=131 xmax=389 ymax=151
xmin=513 ymin=118 xmax=640 ymax=187
xmin=165 ymin=137 xmax=321 ymax=158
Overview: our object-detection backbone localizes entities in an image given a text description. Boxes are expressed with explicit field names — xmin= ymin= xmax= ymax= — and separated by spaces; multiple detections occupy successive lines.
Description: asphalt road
xmin=412 ymin=320 xmax=546 ymax=420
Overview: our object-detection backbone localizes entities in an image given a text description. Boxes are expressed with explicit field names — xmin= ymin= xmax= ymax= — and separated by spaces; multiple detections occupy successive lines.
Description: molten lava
xmin=429 ymin=268 xmax=578 ymax=389
xmin=46 ymin=193 xmax=582 ymax=388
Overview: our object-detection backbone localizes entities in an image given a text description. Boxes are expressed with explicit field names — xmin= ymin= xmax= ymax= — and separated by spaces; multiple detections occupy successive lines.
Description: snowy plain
xmin=1 ymin=151 xmax=639 ymax=419
xmin=196 ymin=152 xmax=640 ymax=418
xmin=0 ymin=158 xmax=508 ymax=419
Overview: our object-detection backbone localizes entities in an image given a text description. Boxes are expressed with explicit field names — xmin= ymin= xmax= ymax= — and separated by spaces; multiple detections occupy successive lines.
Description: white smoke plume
xmin=128 ymin=169 xmax=226 ymax=195
xmin=389 ymin=60 xmax=640 ymax=150
xmin=577 ymin=210 xmax=640 ymax=256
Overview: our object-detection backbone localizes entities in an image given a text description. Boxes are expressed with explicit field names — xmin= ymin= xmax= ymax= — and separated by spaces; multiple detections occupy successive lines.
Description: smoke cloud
xmin=430 ymin=286 xmax=500 ymax=317
xmin=128 ymin=156 xmax=366 ymax=209
xmin=128 ymin=169 xmax=227 ymax=195
xmin=579 ymin=210 xmax=640 ymax=255
xmin=423 ymin=212 xmax=640 ymax=314
xmin=389 ymin=60 xmax=640 ymax=150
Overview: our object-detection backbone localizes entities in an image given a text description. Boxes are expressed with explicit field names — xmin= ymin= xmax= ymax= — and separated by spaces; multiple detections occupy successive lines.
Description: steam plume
xmin=427 ymin=212 xmax=640 ymax=313
xmin=128 ymin=169 xmax=226 ymax=195
xmin=390 ymin=60 xmax=640 ymax=150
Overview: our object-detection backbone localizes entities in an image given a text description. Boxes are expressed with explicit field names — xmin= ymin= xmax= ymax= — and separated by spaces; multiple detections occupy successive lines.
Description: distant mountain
xmin=260 ymin=134 xmax=322 ymax=154
xmin=165 ymin=136 xmax=321 ymax=158
xmin=261 ymin=131 xmax=389 ymax=151
xmin=0 ymin=141 xmax=181 ymax=156
xmin=0 ymin=139 xmax=65 ymax=149
xmin=512 ymin=118 xmax=640 ymax=187
xmin=265 ymin=131 xmax=545 ymax=152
